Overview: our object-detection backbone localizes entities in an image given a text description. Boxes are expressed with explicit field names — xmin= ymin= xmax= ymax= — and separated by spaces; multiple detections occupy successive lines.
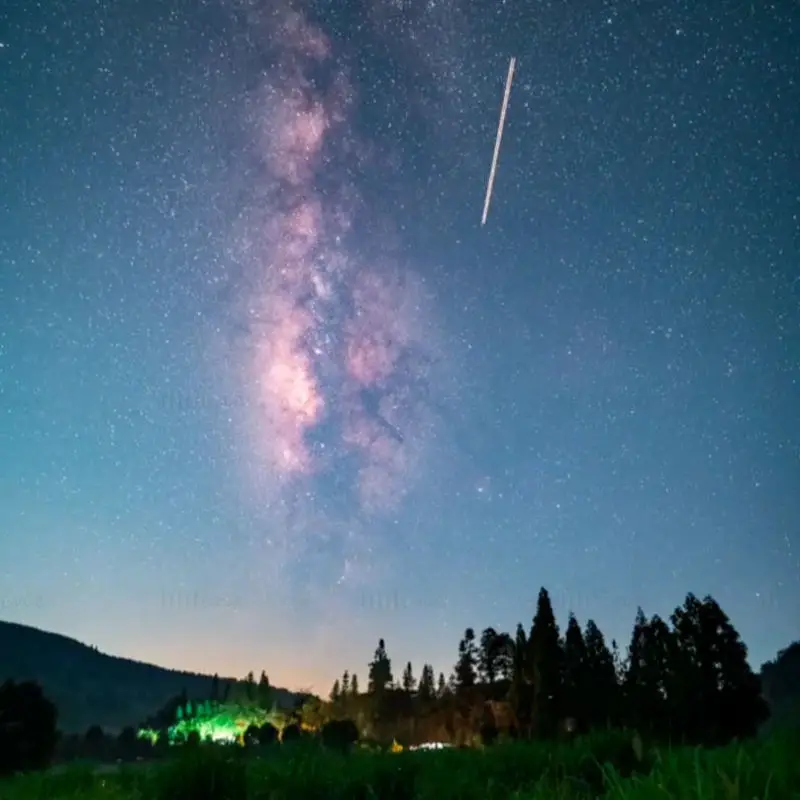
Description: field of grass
xmin=3 ymin=729 xmax=799 ymax=800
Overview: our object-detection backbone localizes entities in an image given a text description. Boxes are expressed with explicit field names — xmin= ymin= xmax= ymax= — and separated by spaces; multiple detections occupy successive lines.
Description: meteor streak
xmin=481 ymin=56 xmax=516 ymax=226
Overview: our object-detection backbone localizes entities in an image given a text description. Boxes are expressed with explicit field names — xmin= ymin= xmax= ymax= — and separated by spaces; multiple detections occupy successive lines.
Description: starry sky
xmin=1 ymin=0 xmax=798 ymax=695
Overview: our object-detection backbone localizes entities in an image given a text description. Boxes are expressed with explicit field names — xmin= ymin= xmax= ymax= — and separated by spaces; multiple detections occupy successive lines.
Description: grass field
xmin=3 ymin=729 xmax=799 ymax=799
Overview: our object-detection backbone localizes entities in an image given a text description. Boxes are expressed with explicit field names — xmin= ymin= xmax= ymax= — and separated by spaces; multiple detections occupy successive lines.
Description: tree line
xmin=324 ymin=588 xmax=769 ymax=746
xmin=1 ymin=587 xmax=793 ymax=775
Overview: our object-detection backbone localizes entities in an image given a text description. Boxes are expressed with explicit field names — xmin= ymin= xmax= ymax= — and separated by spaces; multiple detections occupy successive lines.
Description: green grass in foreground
xmin=3 ymin=729 xmax=799 ymax=800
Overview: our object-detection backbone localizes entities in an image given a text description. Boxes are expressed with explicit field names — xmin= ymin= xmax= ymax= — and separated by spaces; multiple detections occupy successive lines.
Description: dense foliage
xmin=3 ymin=730 xmax=800 ymax=800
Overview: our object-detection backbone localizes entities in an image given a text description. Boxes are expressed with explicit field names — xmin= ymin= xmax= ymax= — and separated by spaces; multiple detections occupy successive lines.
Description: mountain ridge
xmin=0 ymin=619 xmax=301 ymax=733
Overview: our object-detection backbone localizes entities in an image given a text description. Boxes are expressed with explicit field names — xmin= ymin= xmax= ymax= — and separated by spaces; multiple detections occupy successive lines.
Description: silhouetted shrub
xmin=257 ymin=721 xmax=278 ymax=745
xmin=281 ymin=722 xmax=302 ymax=743
xmin=321 ymin=718 xmax=359 ymax=751
xmin=0 ymin=679 xmax=59 ymax=775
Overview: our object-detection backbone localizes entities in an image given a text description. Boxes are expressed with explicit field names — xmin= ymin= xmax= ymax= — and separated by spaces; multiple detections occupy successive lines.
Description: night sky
xmin=1 ymin=0 xmax=798 ymax=695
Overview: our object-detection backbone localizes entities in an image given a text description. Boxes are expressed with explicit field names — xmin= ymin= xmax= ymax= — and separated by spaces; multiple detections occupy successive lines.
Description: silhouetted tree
xmin=368 ymin=639 xmax=392 ymax=693
xmin=671 ymin=593 xmax=769 ymax=744
xmin=335 ymin=584 xmax=776 ymax=746
xmin=508 ymin=623 xmax=530 ymax=733
xmin=243 ymin=724 xmax=260 ymax=746
xmin=244 ymin=671 xmax=256 ymax=702
xmin=562 ymin=613 xmax=588 ymax=731
xmin=623 ymin=609 xmax=673 ymax=736
xmin=528 ymin=587 xmax=564 ymax=738
xmin=418 ymin=664 xmax=435 ymax=703
xmin=350 ymin=673 xmax=359 ymax=696
xmin=257 ymin=670 xmax=272 ymax=708
xmin=341 ymin=670 xmax=350 ymax=696
xmin=257 ymin=722 xmax=278 ymax=745
xmin=281 ymin=723 xmax=302 ymax=743
xmin=477 ymin=627 xmax=502 ymax=684
xmin=321 ymin=718 xmax=359 ymax=751
xmin=0 ymin=680 xmax=58 ymax=775
xmin=401 ymin=662 xmax=416 ymax=693
xmin=186 ymin=730 xmax=201 ymax=747
xmin=455 ymin=628 xmax=478 ymax=693
xmin=330 ymin=679 xmax=341 ymax=703
xmin=761 ymin=640 xmax=800 ymax=729
xmin=210 ymin=673 xmax=220 ymax=703
xmin=495 ymin=631 xmax=514 ymax=681
xmin=117 ymin=726 xmax=139 ymax=760
xmin=583 ymin=619 xmax=619 ymax=729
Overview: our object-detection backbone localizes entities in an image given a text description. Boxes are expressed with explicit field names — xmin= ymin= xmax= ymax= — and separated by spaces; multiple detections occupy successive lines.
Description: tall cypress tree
xmin=623 ymin=610 xmax=673 ymax=736
xmin=623 ymin=608 xmax=655 ymax=732
xmin=672 ymin=594 xmax=768 ymax=744
xmin=583 ymin=619 xmax=618 ymax=729
xmin=528 ymin=587 xmax=564 ymax=738
xmin=418 ymin=664 xmax=435 ymax=703
xmin=562 ymin=614 xmax=588 ymax=731
xmin=508 ymin=622 xmax=531 ymax=733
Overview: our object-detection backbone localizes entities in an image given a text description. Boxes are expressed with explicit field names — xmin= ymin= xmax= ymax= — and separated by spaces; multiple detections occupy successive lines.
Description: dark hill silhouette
xmin=0 ymin=620 xmax=300 ymax=733
xmin=760 ymin=641 xmax=800 ymax=730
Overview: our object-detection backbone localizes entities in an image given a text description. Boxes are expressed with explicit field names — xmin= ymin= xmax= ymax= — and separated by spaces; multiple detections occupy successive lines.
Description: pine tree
xmin=623 ymin=607 xmax=649 ymax=728
xmin=436 ymin=672 xmax=447 ymax=698
xmin=508 ymin=623 xmax=531 ymax=733
xmin=623 ymin=610 xmax=673 ymax=736
xmin=330 ymin=679 xmax=341 ymax=703
xmin=351 ymin=674 xmax=359 ymax=696
xmin=478 ymin=627 xmax=500 ymax=684
xmin=455 ymin=628 xmax=477 ymax=692
xmin=418 ymin=664 xmax=435 ymax=702
xmin=669 ymin=593 xmax=708 ymax=740
xmin=341 ymin=671 xmax=350 ymax=696
xmin=368 ymin=639 xmax=393 ymax=693
xmin=583 ymin=619 xmax=619 ymax=729
xmin=401 ymin=662 xmax=416 ymax=693
xmin=562 ymin=613 xmax=588 ymax=731
xmin=257 ymin=671 xmax=272 ymax=709
xmin=528 ymin=587 xmax=564 ymax=737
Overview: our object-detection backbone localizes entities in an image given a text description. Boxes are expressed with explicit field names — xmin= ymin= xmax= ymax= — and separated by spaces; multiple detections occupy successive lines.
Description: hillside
xmin=0 ymin=620 xmax=300 ymax=734
xmin=760 ymin=641 xmax=800 ymax=732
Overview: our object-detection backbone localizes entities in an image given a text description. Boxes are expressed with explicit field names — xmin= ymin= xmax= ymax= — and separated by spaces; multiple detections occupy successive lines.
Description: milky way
xmin=215 ymin=4 xmax=454 ymax=584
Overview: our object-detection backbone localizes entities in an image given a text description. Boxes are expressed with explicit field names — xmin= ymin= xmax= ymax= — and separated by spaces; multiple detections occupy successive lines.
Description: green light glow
xmin=137 ymin=703 xmax=280 ymax=746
